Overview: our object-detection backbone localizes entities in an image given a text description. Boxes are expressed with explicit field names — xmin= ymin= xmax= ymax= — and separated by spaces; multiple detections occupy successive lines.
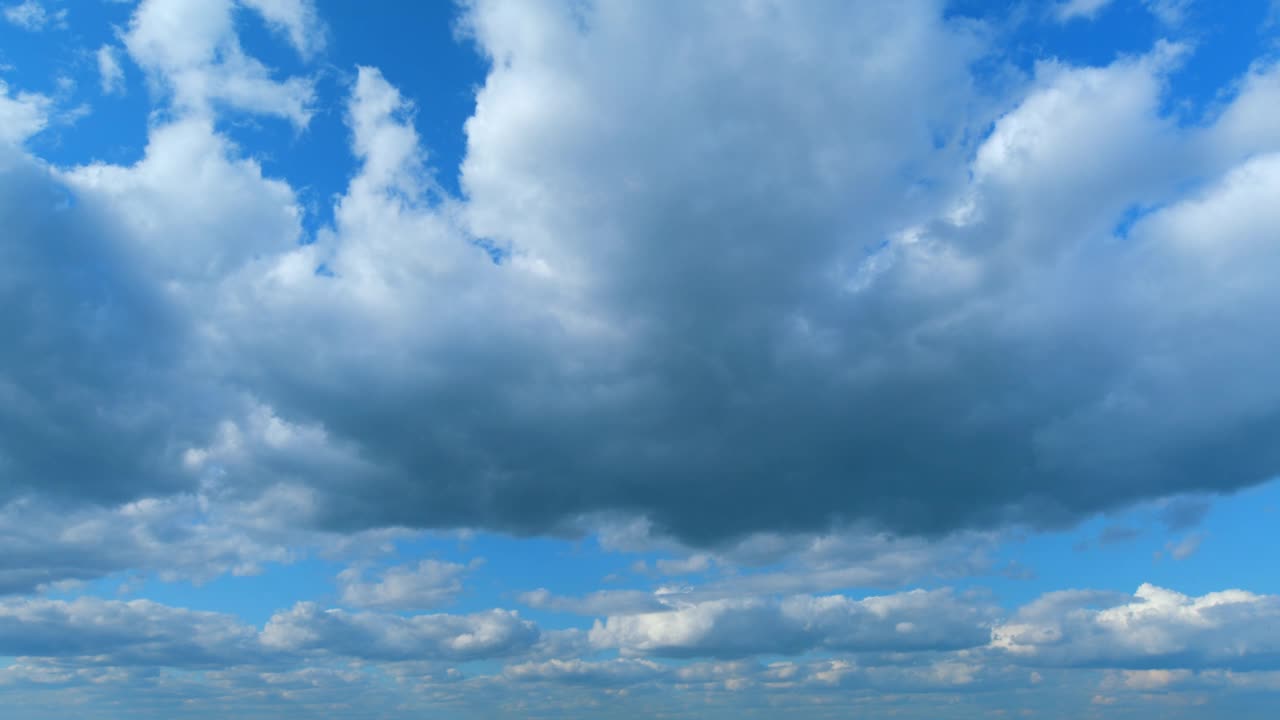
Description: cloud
xmin=1163 ymin=533 xmax=1204 ymax=561
xmin=4 ymin=0 xmax=1280 ymax=557
xmin=97 ymin=45 xmax=125 ymax=95
xmin=122 ymin=0 xmax=316 ymax=126
xmin=239 ymin=0 xmax=326 ymax=59
xmin=0 ymin=594 xmax=543 ymax=672
xmin=589 ymin=589 xmax=995 ymax=658
xmin=2 ymin=0 xmax=66 ymax=31
xmin=0 ymin=596 xmax=263 ymax=667
xmin=261 ymin=603 xmax=540 ymax=661
xmin=1143 ymin=0 xmax=1193 ymax=25
xmin=992 ymin=584 xmax=1280 ymax=670
xmin=1158 ymin=496 xmax=1211 ymax=531
xmin=1053 ymin=0 xmax=1115 ymax=22
xmin=0 ymin=81 xmax=50 ymax=144
xmin=0 ymin=481 xmax=416 ymax=595
xmin=337 ymin=559 xmax=474 ymax=610
xmin=504 ymin=657 xmax=667 ymax=687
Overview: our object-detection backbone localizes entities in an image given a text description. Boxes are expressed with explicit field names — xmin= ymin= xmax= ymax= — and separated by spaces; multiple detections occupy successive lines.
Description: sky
xmin=1 ymin=0 xmax=1279 ymax=717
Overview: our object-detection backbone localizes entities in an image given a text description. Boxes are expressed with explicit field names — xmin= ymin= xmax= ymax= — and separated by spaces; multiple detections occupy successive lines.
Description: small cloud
xmin=3 ymin=0 xmax=66 ymax=31
xmin=1053 ymin=0 xmax=1114 ymax=23
xmin=1143 ymin=0 xmax=1192 ymax=26
xmin=97 ymin=45 xmax=125 ymax=95
xmin=1165 ymin=533 xmax=1204 ymax=561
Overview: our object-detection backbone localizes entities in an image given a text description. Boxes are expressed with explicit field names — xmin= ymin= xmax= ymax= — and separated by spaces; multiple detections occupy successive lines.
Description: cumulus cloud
xmin=4 ymin=0 xmax=1280 ymax=568
xmin=504 ymin=657 xmax=667 ymax=687
xmin=261 ymin=603 xmax=540 ymax=661
xmin=207 ymin=6 xmax=1280 ymax=547
xmin=122 ymin=0 xmax=316 ymax=125
xmin=0 ymin=594 xmax=545 ymax=671
xmin=337 ymin=559 xmax=475 ymax=610
xmin=992 ymin=584 xmax=1280 ymax=670
xmin=590 ymin=589 xmax=995 ymax=658
xmin=0 ymin=596 xmax=263 ymax=667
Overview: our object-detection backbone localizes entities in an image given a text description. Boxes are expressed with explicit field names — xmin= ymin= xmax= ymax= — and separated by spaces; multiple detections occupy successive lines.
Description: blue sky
xmin=2 ymin=0 xmax=1280 ymax=717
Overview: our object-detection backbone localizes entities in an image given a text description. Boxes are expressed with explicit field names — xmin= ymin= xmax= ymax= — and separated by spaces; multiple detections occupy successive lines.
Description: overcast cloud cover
xmin=0 ymin=0 xmax=1279 ymax=716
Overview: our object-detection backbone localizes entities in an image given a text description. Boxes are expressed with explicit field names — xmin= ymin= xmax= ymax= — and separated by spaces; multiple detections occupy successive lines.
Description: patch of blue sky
xmin=240 ymin=1 xmax=486 ymax=238
xmin=0 ymin=1 xmax=148 ymax=166
xmin=976 ymin=476 xmax=1280 ymax=607
xmin=950 ymin=1 xmax=1277 ymax=124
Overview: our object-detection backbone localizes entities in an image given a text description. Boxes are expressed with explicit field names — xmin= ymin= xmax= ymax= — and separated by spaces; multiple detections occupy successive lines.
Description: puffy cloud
xmin=261 ymin=603 xmax=540 ymax=661
xmin=992 ymin=584 xmax=1280 ymax=670
xmin=122 ymin=0 xmax=316 ymax=125
xmin=6 ymin=0 xmax=1280 ymax=557
xmin=211 ymin=6 xmax=1280 ymax=547
xmin=0 ymin=81 xmax=49 ymax=144
xmin=590 ymin=589 xmax=995 ymax=658
xmin=337 ymin=559 xmax=475 ymax=610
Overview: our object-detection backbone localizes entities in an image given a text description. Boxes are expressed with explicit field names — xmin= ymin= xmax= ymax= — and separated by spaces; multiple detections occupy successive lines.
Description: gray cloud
xmin=4 ymin=0 xmax=1280 ymax=561
xmin=0 ymin=597 xmax=263 ymax=668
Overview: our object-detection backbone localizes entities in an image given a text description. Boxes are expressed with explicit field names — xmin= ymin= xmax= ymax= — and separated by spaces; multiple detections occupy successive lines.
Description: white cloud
xmin=590 ymin=589 xmax=994 ymax=658
xmin=338 ymin=559 xmax=474 ymax=610
xmin=64 ymin=117 xmax=302 ymax=280
xmin=504 ymin=657 xmax=667 ymax=686
xmin=97 ymin=45 xmax=125 ymax=95
xmin=0 ymin=596 xmax=262 ymax=666
xmin=3 ymin=0 xmax=66 ymax=31
xmin=0 ymin=80 xmax=50 ymax=144
xmin=240 ymin=0 xmax=326 ymax=59
xmin=992 ymin=584 xmax=1280 ymax=669
xmin=122 ymin=0 xmax=315 ymax=126
xmin=261 ymin=603 xmax=539 ymax=661
xmin=1053 ymin=0 xmax=1115 ymax=22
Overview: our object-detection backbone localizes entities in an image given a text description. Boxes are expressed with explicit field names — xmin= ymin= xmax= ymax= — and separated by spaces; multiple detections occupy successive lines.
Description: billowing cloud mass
xmin=2 ymin=0 xmax=1280 ymax=716
xmin=7 ymin=0 xmax=1277 ymax=549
